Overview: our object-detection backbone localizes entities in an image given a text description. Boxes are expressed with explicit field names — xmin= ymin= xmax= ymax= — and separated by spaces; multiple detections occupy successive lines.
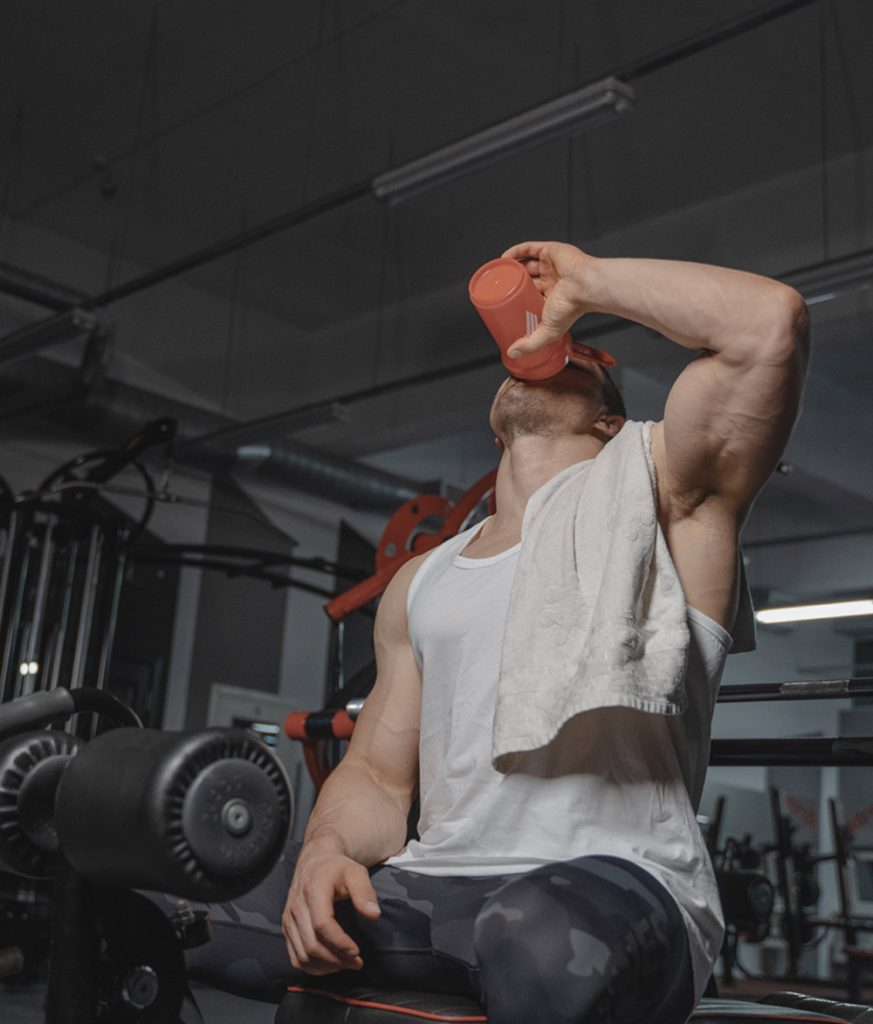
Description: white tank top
xmin=385 ymin=519 xmax=730 ymax=1001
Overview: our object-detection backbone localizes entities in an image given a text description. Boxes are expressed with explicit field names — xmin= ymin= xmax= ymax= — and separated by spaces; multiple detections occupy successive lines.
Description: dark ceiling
xmin=0 ymin=0 xmax=872 ymax=563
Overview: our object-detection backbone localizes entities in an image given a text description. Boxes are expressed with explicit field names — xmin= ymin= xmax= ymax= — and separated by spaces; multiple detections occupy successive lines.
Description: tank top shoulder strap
xmin=406 ymin=520 xmax=485 ymax=615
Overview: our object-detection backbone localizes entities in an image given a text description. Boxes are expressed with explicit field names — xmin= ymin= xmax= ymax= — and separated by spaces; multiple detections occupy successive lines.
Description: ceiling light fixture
xmin=372 ymin=76 xmax=634 ymax=205
xmin=756 ymin=598 xmax=873 ymax=625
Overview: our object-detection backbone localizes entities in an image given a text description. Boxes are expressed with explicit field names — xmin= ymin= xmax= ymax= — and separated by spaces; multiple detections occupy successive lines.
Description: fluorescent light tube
xmin=372 ymin=76 xmax=634 ymax=205
xmin=756 ymin=599 xmax=873 ymax=624
xmin=788 ymin=249 xmax=873 ymax=306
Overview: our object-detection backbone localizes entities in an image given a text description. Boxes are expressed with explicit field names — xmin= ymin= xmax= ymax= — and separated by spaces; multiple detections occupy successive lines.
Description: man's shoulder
xmin=385 ymin=550 xmax=432 ymax=596
xmin=376 ymin=553 xmax=432 ymax=645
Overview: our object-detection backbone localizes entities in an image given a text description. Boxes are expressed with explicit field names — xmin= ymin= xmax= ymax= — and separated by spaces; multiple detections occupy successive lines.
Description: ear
xmin=591 ymin=414 xmax=625 ymax=443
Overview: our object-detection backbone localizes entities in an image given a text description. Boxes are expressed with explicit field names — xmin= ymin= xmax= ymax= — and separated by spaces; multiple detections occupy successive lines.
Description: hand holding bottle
xmin=469 ymin=242 xmax=615 ymax=380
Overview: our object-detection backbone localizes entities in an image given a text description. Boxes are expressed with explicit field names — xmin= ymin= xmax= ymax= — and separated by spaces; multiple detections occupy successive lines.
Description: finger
xmin=346 ymin=870 xmax=381 ymax=920
xmin=507 ymin=323 xmax=565 ymax=358
xmin=291 ymin=893 xmax=349 ymax=969
xmin=308 ymin=889 xmax=365 ymax=964
xmin=297 ymin=889 xmax=364 ymax=970
xmin=286 ymin=916 xmax=337 ymax=976
xmin=518 ymin=260 xmax=546 ymax=282
xmin=291 ymin=943 xmax=345 ymax=977
xmin=283 ymin=914 xmax=308 ymax=971
xmin=501 ymin=241 xmax=546 ymax=262
xmin=510 ymin=279 xmax=586 ymax=358
xmin=297 ymin=912 xmax=351 ymax=970
xmin=300 ymin=958 xmax=347 ymax=976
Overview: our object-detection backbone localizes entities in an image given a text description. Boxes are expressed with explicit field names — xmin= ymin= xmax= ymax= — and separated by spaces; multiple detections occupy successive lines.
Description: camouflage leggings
xmin=173 ymin=840 xmax=695 ymax=1024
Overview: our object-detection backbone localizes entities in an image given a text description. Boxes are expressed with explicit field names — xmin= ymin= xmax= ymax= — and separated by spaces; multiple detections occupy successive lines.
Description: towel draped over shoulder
xmin=492 ymin=419 xmax=756 ymax=773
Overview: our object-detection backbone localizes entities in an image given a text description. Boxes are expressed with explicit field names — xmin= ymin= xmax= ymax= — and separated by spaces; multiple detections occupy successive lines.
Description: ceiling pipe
xmin=92 ymin=179 xmax=372 ymax=308
xmin=0 ymin=317 xmax=113 ymax=424
xmin=0 ymin=259 xmax=88 ymax=312
xmin=0 ymin=357 xmax=436 ymax=513
xmin=0 ymin=308 xmax=104 ymax=367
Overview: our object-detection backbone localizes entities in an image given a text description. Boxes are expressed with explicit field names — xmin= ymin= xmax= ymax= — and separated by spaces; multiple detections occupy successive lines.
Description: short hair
xmin=599 ymin=366 xmax=626 ymax=419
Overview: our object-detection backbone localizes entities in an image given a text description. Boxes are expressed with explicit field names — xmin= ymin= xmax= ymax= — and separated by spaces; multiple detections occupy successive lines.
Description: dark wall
xmin=326 ymin=519 xmax=375 ymax=704
xmin=185 ymin=478 xmax=293 ymax=728
xmin=109 ymin=557 xmax=180 ymax=729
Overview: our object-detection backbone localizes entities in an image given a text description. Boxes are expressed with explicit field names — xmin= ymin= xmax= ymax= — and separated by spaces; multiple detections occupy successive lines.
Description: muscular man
xmin=188 ymin=243 xmax=808 ymax=1024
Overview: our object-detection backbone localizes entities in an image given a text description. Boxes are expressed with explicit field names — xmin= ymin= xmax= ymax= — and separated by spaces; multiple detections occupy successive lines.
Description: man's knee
xmin=473 ymin=874 xmax=593 ymax=994
xmin=470 ymin=868 xmax=684 ymax=1024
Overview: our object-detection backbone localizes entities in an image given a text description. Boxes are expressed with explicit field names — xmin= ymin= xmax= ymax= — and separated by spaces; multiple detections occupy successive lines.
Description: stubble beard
xmin=491 ymin=386 xmax=561 ymax=444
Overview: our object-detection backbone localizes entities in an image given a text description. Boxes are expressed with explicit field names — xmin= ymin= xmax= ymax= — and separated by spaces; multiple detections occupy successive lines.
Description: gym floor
xmin=1 ymin=979 xmax=276 ymax=1024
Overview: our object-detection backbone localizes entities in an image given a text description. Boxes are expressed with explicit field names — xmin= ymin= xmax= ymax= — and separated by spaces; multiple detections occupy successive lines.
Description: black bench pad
xmin=759 ymin=993 xmax=873 ymax=1023
xmin=276 ymin=987 xmax=873 ymax=1024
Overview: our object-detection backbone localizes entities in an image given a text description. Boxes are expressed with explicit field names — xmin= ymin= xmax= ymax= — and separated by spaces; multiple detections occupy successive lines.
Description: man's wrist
xmin=300 ymin=829 xmax=348 ymax=861
xmin=571 ymin=253 xmax=609 ymax=315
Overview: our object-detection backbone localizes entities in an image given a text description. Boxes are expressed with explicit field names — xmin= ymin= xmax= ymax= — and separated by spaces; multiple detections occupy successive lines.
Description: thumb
xmin=508 ymin=284 xmax=581 ymax=358
xmin=346 ymin=869 xmax=381 ymax=918
xmin=507 ymin=319 xmax=565 ymax=359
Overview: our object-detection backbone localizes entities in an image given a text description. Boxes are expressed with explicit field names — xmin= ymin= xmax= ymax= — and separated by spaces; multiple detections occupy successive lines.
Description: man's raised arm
xmin=502 ymin=241 xmax=810 ymax=518
xmin=503 ymin=240 xmax=810 ymax=626
xmin=282 ymin=555 xmax=424 ymax=976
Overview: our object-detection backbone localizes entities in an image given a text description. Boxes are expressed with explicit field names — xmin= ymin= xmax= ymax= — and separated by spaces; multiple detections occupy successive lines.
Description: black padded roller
xmin=55 ymin=727 xmax=292 ymax=901
xmin=0 ymin=730 xmax=81 ymax=878
xmin=0 ymin=689 xmax=76 ymax=741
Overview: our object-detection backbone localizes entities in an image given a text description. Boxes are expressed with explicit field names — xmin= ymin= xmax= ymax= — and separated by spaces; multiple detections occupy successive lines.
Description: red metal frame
xmin=288 ymin=470 xmax=498 ymax=788
xmin=324 ymin=469 xmax=496 ymax=622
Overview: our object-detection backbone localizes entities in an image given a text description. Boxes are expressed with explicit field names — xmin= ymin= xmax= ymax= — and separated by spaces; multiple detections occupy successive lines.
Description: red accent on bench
xmin=285 ymin=986 xmax=488 ymax=1022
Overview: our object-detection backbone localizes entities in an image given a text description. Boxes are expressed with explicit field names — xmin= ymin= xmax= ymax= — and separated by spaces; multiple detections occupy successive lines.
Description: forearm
xmin=580 ymin=257 xmax=803 ymax=357
xmin=300 ymin=758 xmax=410 ymax=867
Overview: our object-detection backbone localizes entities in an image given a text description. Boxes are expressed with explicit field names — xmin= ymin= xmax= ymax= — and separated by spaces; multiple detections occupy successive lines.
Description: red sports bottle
xmin=468 ymin=257 xmax=616 ymax=379
xmin=469 ymin=258 xmax=568 ymax=380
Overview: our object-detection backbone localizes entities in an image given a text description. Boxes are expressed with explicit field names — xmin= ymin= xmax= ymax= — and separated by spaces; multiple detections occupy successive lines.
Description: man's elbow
xmin=772 ymin=286 xmax=810 ymax=365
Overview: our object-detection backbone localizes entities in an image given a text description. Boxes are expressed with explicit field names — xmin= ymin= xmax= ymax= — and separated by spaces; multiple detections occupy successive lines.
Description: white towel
xmin=492 ymin=419 xmax=756 ymax=772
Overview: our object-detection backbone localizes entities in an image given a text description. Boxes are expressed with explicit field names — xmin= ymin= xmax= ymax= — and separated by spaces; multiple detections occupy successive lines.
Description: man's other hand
xmin=283 ymin=845 xmax=381 ymax=975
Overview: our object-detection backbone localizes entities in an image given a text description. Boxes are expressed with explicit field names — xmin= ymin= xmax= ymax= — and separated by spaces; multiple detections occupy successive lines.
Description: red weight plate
xmin=376 ymin=494 xmax=450 ymax=571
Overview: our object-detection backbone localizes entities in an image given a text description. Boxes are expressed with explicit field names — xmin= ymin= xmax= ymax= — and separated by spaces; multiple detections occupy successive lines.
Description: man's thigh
xmin=354 ymin=864 xmax=505 ymax=996
xmin=472 ymin=856 xmax=695 ymax=1024
xmin=151 ymin=841 xmax=483 ymax=1002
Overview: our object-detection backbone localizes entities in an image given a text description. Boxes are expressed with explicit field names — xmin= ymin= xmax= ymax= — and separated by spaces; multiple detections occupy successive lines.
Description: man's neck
xmin=490 ymin=434 xmax=605 ymax=534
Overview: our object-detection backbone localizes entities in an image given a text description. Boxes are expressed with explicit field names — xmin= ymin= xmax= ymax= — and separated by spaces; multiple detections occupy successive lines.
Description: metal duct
xmin=0 ymin=316 xmax=113 ymax=424
xmin=0 ymin=259 xmax=88 ymax=312
xmin=0 ymin=309 xmax=104 ymax=367
xmin=1 ymin=357 xmax=435 ymax=513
